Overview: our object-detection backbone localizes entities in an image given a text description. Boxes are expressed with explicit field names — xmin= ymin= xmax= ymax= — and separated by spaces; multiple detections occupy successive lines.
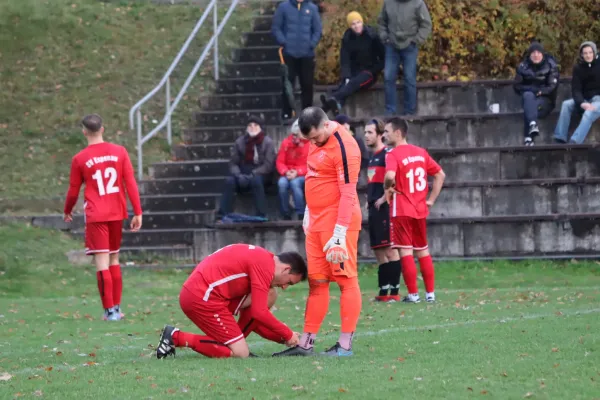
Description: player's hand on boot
xmin=130 ymin=215 xmax=143 ymax=232
xmin=286 ymin=332 xmax=300 ymax=347
xmin=323 ymin=224 xmax=349 ymax=264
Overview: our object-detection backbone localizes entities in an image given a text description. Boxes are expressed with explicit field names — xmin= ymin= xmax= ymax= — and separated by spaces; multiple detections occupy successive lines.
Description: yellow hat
xmin=346 ymin=11 xmax=363 ymax=27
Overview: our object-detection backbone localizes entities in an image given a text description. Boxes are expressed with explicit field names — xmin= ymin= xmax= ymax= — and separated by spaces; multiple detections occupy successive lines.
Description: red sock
xmin=96 ymin=270 xmax=114 ymax=309
xmin=237 ymin=309 xmax=287 ymax=344
xmin=109 ymin=264 xmax=122 ymax=305
xmin=401 ymin=255 xmax=419 ymax=294
xmin=172 ymin=331 xmax=231 ymax=358
xmin=418 ymin=255 xmax=435 ymax=293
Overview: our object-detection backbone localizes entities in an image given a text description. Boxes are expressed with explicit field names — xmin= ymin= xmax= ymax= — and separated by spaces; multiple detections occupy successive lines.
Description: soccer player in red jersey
xmin=383 ymin=117 xmax=445 ymax=303
xmin=156 ymin=244 xmax=307 ymax=359
xmin=63 ymin=114 xmax=143 ymax=321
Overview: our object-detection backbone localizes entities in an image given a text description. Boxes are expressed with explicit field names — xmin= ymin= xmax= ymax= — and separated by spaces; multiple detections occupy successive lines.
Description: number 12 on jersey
xmin=92 ymin=167 xmax=120 ymax=196
xmin=406 ymin=167 xmax=426 ymax=193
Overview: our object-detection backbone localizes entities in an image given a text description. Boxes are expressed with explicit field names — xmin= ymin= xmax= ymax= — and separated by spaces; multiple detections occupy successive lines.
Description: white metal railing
xmin=129 ymin=0 xmax=240 ymax=180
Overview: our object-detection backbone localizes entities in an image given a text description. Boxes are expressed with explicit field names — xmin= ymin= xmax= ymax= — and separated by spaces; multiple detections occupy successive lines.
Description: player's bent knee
xmin=228 ymin=339 xmax=250 ymax=358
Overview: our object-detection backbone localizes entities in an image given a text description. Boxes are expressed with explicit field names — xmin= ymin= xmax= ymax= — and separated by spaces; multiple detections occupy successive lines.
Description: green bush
xmin=315 ymin=0 xmax=600 ymax=84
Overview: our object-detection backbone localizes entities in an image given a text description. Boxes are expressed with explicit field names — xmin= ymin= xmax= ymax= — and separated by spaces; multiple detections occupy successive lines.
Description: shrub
xmin=315 ymin=0 xmax=600 ymax=84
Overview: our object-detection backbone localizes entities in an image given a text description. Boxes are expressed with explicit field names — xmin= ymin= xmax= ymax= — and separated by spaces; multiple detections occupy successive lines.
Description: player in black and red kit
xmin=63 ymin=114 xmax=143 ymax=321
xmin=156 ymin=244 xmax=307 ymax=359
xmin=364 ymin=119 xmax=402 ymax=302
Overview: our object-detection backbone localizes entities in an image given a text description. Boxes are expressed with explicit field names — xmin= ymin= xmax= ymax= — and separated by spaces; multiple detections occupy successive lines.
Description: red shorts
xmin=390 ymin=216 xmax=428 ymax=251
xmin=178 ymin=286 xmax=246 ymax=346
xmin=84 ymin=220 xmax=123 ymax=255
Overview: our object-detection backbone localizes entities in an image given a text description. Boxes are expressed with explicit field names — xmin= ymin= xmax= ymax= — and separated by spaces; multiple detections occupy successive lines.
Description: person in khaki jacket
xmin=378 ymin=0 xmax=432 ymax=116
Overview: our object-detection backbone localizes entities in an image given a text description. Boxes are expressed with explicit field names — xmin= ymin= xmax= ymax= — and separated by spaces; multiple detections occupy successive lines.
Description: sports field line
xmin=2 ymin=285 xmax=600 ymax=305
xmin=7 ymin=306 xmax=600 ymax=376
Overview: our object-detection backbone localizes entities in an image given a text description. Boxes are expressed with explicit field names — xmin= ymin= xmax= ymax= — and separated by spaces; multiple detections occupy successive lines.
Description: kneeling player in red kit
xmin=63 ymin=114 xmax=143 ymax=321
xmin=383 ymin=117 xmax=445 ymax=303
xmin=156 ymin=244 xmax=307 ymax=359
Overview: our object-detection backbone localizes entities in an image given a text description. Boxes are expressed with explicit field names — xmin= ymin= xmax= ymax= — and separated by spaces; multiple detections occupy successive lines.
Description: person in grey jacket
xmin=217 ymin=116 xmax=276 ymax=220
xmin=272 ymin=0 xmax=322 ymax=120
xmin=378 ymin=0 xmax=432 ymax=115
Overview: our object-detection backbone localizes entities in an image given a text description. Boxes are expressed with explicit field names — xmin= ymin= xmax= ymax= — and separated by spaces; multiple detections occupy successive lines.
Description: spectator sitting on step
xmin=272 ymin=0 xmax=322 ymax=120
xmin=513 ymin=41 xmax=559 ymax=146
xmin=334 ymin=114 xmax=369 ymax=188
xmin=320 ymin=11 xmax=385 ymax=116
xmin=554 ymin=41 xmax=600 ymax=144
xmin=216 ymin=115 xmax=276 ymax=221
xmin=275 ymin=119 xmax=309 ymax=220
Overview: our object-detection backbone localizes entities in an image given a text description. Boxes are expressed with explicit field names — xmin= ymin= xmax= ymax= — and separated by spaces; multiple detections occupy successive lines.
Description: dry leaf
xmin=45 ymin=367 xmax=53 ymax=371
xmin=151 ymin=383 xmax=157 ymax=389
xmin=524 ymin=392 xmax=533 ymax=398
xmin=292 ymin=385 xmax=304 ymax=391
xmin=553 ymin=363 xmax=560 ymax=368
xmin=89 ymin=353 xmax=96 ymax=357
xmin=397 ymin=357 xmax=405 ymax=362
xmin=502 ymin=372 xmax=508 ymax=377
xmin=481 ymin=390 xmax=488 ymax=394
xmin=34 ymin=390 xmax=43 ymax=397
xmin=0 ymin=373 xmax=12 ymax=381
xmin=551 ymin=348 xmax=559 ymax=353
xmin=467 ymin=387 xmax=473 ymax=391
xmin=338 ymin=388 xmax=347 ymax=392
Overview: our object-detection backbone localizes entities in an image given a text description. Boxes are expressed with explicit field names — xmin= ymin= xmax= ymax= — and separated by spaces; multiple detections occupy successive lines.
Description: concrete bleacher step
xmin=198 ymin=92 xmax=281 ymax=110
xmin=192 ymin=213 xmax=600 ymax=259
xmin=149 ymin=159 xmax=229 ymax=179
xmin=232 ymin=45 xmax=279 ymax=63
xmin=216 ymin=77 xmax=281 ymax=94
xmin=320 ymin=78 xmax=572 ymax=118
xmin=151 ymin=145 xmax=600 ymax=180
xmin=173 ymin=143 xmax=233 ymax=160
xmin=243 ymin=30 xmax=276 ymax=47
xmin=194 ymin=108 xmax=281 ymax=127
xmin=140 ymin=176 xmax=227 ymax=195
xmin=182 ymin=125 xmax=280 ymax=144
xmin=141 ymin=193 xmax=220 ymax=212
xmin=143 ymin=211 xmax=214 ymax=229
xmin=223 ymin=61 xmax=281 ymax=78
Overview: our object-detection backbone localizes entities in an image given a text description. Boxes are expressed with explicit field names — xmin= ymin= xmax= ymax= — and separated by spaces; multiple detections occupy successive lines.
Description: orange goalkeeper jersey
xmin=305 ymin=123 xmax=362 ymax=232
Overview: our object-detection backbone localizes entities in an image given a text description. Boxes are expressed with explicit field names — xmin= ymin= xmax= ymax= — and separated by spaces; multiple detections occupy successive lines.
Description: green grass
xmin=1 ymin=223 xmax=600 ymax=399
xmin=0 ymin=0 xmax=256 ymax=207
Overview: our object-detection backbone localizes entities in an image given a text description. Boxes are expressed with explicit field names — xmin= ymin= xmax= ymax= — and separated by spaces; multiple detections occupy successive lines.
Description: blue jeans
xmin=384 ymin=43 xmax=418 ymax=115
xmin=554 ymin=96 xmax=600 ymax=144
xmin=218 ymin=173 xmax=267 ymax=217
xmin=277 ymin=176 xmax=305 ymax=218
xmin=521 ymin=91 xmax=553 ymax=137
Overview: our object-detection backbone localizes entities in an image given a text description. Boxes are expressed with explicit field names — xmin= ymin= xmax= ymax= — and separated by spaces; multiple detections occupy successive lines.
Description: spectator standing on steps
xmin=554 ymin=41 xmax=600 ymax=144
xmin=513 ymin=41 xmax=559 ymax=146
xmin=320 ymin=11 xmax=385 ymax=116
xmin=272 ymin=0 xmax=322 ymax=120
xmin=276 ymin=119 xmax=310 ymax=220
xmin=378 ymin=0 xmax=432 ymax=116
xmin=216 ymin=116 xmax=276 ymax=221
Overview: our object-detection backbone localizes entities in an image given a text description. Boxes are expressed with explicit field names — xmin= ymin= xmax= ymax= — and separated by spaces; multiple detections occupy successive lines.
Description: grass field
xmin=0 ymin=0 xmax=256 ymax=208
xmin=1 ymin=223 xmax=600 ymax=399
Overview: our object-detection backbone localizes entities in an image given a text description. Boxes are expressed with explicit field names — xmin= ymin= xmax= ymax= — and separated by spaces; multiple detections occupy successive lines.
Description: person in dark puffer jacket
xmin=554 ymin=41 xmax=600 ymax=144
xmin=272 ymin=0 xmax=322 ymax=119
xmin=513 ymin=41 xmax=560 ymax=146
xmin=320 ymin=11 xmax=385 ymax=116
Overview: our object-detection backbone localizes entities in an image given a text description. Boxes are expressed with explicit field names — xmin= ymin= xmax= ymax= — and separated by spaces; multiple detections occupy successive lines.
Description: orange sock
xmin=335 ymin=276 xmax=362 ymax=332
xmin=303 ymin=280 xmax=330 ymax=333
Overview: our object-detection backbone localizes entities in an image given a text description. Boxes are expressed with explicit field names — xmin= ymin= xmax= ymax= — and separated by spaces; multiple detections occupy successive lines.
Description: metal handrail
xmin=129 ymin=0 xmax=240 ymax=180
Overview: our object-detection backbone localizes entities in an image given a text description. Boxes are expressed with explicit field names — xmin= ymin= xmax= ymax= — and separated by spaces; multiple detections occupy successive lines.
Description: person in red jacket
xmin=63 ymin=114 xmax=143 ymax=321
xmin=275 ymin=119 xmax=310 ymax=220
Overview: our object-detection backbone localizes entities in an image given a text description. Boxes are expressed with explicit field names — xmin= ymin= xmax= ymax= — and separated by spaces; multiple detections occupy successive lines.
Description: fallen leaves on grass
xmin=0 ymin=372 xmax=12 ymax=381
xmin=467 ymin=387 xmax=473 ymax=391
xmin=338 ymin=388 xmax=347 ymax=393
xmin=524 ymin=392 xmax=534 ymax=398
xmin=291 ymin=385 xmax=304 ymax=391
xmin=397 ymin=357 xmax=405 ymax=362
xmin=501 ymin=372 xmax=508 ymax=377
xmin=33 ymin=390 xmax=43 ymax=397
xmin=551 ymin=348 xmax=559 ymax=353
xmin=45 ymin=367 xmax=53 ymax=371
xmin=481 ymin=390 xmax=488 ymax=395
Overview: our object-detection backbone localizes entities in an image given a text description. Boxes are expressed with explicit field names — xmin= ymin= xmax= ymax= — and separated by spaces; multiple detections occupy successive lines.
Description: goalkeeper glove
xmin=302 ymin=206 xmax=310 ymax=235
xmin=323 ymin=224 xmax=349 ymax=264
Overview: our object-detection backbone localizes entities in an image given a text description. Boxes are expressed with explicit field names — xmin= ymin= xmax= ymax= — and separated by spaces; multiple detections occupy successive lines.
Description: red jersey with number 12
xmin=64 ymin=142 xmax=142 ymax=223
xmin=385 ymin=144 xmax=441 ymax=219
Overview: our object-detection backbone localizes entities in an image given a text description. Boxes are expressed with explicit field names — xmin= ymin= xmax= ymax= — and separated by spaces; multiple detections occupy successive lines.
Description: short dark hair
xmin=277 ymin=251 xmax=308 ymax=281
xmin=82 ymin=114 xmax=103 ymax=134
xmin=298 ymin=107 xmax=328 ymax=137
xmin=366 ymin=118 xmax=385 ymax=135
xmin=385 ymin=117 xmax=408 ymax=137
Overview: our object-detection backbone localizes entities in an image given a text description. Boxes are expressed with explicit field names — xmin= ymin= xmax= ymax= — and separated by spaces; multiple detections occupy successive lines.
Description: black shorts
xmin=368 ymin=202 xmax=390 ymax=249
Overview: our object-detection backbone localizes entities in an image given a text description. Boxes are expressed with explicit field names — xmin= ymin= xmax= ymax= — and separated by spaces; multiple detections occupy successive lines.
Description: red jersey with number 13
xmin=64 ymin=142 xmax=142 ymax=223
xmin=385 ymin=144 xmax=441 ymax=219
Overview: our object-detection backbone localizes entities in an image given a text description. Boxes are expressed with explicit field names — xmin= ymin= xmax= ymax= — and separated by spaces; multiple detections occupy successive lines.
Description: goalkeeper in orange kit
xmin=273 ymin=107 xmax=362 ymax=357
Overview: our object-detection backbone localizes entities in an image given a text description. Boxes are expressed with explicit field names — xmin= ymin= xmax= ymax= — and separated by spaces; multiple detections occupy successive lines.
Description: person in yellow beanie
xmin=320 ymin=11 xmax=385 ymax=116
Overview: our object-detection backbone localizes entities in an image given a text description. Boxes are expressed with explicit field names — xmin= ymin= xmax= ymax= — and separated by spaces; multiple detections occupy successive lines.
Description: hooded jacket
xmin=272 ymin=0 xmax=322 ymax=58
xmin=340 ymin=25 xmax=385 ymax=79
xmin=572 ymin=41 xmax=600 ymax=107
xmin=513 ymin=43 xmax=560 ymax=104
xmin=377 ymin=0 xmax=432 ymax=50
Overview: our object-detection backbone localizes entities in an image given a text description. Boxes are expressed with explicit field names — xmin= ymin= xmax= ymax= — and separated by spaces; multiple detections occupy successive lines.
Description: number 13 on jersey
xmin=406 ymin=167 xmax=426 ymax=193
xmin=92 ymin=167 xmax=120 ymax=196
